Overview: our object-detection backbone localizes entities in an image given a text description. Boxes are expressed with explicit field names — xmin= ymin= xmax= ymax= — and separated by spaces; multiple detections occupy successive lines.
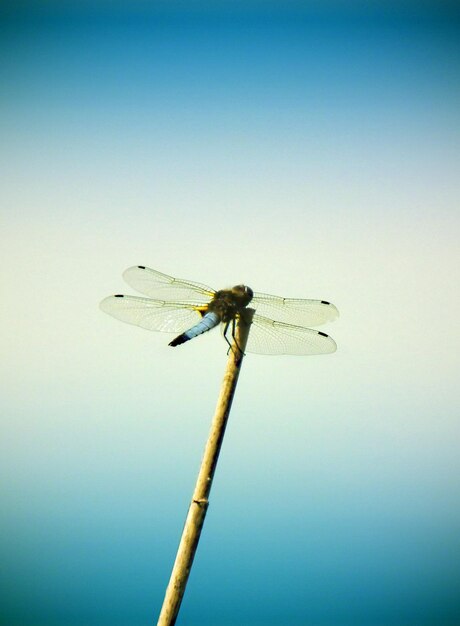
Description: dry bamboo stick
xmin=156 ymin=309 xmax=254 ymax=626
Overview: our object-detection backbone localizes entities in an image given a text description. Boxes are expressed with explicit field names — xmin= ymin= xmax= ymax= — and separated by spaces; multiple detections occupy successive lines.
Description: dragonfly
xmin=100 ymin=266 xmax=339 ymax=356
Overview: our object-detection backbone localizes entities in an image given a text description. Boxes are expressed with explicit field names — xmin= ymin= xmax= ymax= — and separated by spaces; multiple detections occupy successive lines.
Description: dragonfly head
xmin=231 ymin=284 xmax=254 ymax=305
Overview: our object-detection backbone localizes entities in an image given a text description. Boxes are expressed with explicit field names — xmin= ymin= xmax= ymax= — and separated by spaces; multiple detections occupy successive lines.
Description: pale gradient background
xmin=1 ymin=2 xmax=460 ymax=625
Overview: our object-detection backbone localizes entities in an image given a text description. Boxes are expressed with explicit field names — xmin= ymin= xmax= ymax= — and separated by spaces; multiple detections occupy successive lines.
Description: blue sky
xmin=1 ymin=2 xmax=460 ymax=625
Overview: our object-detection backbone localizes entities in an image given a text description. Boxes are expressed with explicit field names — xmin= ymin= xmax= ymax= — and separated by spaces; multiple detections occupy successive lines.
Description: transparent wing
xmin=122 ymin=266 xmax=215 ymax=303
xmin=251 ymin=292 xmax=339 ymax=327
xmin=100 ymin=295 xmax=204 ymax=333
xmin=245 ymin=314 xmax=337 ymax=355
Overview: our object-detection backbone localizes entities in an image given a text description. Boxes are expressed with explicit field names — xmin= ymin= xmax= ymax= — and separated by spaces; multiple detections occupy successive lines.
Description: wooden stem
xmin=156 ymin=309 xmax=254 ymax=626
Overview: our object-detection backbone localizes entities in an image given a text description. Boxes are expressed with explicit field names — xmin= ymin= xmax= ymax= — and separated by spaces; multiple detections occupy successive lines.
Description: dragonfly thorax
xmin=208 ymin=284 xmax=253 ymax=322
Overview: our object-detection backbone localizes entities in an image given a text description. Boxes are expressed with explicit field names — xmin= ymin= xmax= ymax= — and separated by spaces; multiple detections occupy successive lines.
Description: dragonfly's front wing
xmin=251 ymin=292 xmax=339 ymax=327
xmin=245 ymin=314 xmax=337 ymax=355
xmin=123 ymin=266 xmax=214 ymax=302
xmin=100 ymin=295 xmax=204 ymax=333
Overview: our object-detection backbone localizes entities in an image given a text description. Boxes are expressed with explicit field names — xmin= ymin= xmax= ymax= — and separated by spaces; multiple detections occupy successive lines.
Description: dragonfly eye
xmin=234 ymin=284 xmax=250 ymax=292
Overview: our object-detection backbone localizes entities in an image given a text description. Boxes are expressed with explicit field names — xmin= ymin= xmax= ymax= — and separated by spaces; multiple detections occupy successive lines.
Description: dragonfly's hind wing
xmin=251 ymin=292 xmax=339 ymax=327
xmin=100 ymin=295 xmax=203 ymax=333
xmin=245 ymin=314 xmax=337 ymax=355
xmin=123 ymin=266 xmax=215 ymax=302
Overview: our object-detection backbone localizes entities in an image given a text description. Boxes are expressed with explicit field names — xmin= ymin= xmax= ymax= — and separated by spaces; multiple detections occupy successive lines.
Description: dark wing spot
xmin=321 ymin=300 xmax=330 ymax=305
xmin=115 ymin=294 xmax=124 ymax=298
xmin=138 ymin=265 xmax=146 ymax=269
xmin=318 ymin=331 xmax=328 ymax=337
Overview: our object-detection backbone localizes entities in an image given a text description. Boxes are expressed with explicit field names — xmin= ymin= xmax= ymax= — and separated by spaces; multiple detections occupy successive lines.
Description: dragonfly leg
xmin=230 ymin=317 xmax=245 ymax=356
xmin=223 ymin=321 xmax=232 ymax=354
